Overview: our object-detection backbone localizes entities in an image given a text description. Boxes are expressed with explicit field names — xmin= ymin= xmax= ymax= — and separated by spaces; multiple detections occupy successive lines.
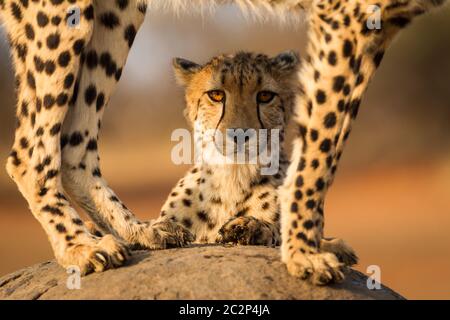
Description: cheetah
xmin=157 ymin=51 xmax=358 ymax=267
xmin=160 ymin=51 xmax=297 ymax=247
xmin=0 ymin=0 xmax=447 ymax=283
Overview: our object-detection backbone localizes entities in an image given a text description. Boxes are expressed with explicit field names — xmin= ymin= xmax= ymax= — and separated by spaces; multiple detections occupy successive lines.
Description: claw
xmin=286 ymin=251 xmax=344 ymax=285
xmin=95 ymin=252 xmax=108 ymax=264
xmin=116 ymin=253 xmax=125 ymax=262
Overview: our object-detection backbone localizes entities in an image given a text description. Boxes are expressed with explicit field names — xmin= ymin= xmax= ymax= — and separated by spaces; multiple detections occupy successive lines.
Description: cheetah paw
xmin=133 ymin=220 xmax=194 ymax=250
xmin=59 ymin=235 xmax=130 ymax=276
xmin=285 ymin=251 xmax=345 ymax=285
xmin=321 ymin=238 xmax=358 ymax=266
xmin=217 ymin=216 xmax=278 ymax=246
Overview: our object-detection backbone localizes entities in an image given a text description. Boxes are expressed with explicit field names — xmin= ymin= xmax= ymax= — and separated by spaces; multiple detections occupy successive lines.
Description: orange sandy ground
xmin=1 ymin=162 xmax=449 ymax=300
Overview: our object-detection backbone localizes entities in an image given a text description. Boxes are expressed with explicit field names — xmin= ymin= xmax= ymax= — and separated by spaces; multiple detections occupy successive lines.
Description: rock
xmin=0 ymin=245 xmax=404 ymax=300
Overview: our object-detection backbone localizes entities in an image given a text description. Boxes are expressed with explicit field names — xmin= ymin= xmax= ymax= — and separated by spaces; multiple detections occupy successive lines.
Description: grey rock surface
xmin=0 ymin=245 xmax=404 ymax=300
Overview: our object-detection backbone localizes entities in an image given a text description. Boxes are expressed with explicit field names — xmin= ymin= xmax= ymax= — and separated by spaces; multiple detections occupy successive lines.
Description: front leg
xmin=4 ymin=0 xmax=129 ymax=275
xmin=60 ymin=0 xmax=190 ymax=249
xmin=280 ymin=0 xmax=447 ymax=285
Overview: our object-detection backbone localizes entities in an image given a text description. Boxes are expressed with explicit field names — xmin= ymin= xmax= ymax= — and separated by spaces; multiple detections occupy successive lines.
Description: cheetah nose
xmin=227 ymin=128 xmax=256 ymax=145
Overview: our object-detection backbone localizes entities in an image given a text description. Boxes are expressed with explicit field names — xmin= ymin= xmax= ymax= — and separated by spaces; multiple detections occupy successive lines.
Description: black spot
xmin=182 ymin=199 xmax=191 ymax=207
xmin=20 ymin=137 xmax=29 ymax=149
xmin=343 ymin=39 xmax=353 ymax=58
xmin=55 ymin=223 xmax=67 ymax=233
xmin=306 ymin=199 xmax=316 ymax=210
xmin=25 ymin=23 xmax=35 ymax=40
xmin=297 ymin=158 xmax=306 ymax=171
xmin=328 ymin=50 xmax=337 ymax=66
xmin=124 ymin=24 xmax=137 ymax=47
xmin=182 ymin=217 xmax=193 ymax=228
xmin=350 ymin=99 xmax=361 ymax=119
xmin=303 ymin=220 xmax=314 ymax=230
xmin=45 ymin=169 xmax=58 ymax=180
xmin=56 ymin=93 xmax=68 ymax=107
xmin=10 ymin=2 xmax=22 ymax=21
xmin=343 ymin=84 xmax=351 ymax=96
xmin=325 ymin=155 xmax=332 ymax=168
xmin=294 ymin=190 xmax=303 ymax=200
xmin=100 ymin=12 xmax=120 ymax=29
xmin=373 ymin=51 xmax=385 ymax=68
xmin=137 ymin=1 xmax=147 ymax=13
xmin=332 ymin=75 xmax=345 ymax=92
xmin=26 ymin=71 xmax=35 ymax=89
xmin=64 ymin=73 xmax=75 ymax=89
xmin=316 ymin=90 xmax=326 ymax=104
xmin=86 ymin=50 xmax=98 ymax=69
xmin=236 ymin=208 xmax=248 ymax=217
xmin=73 ymin=39 xmax=85 ymax=55
xmin=45 ymin=60 xmax=56 ymax=75
xmin=42 ymin=205 xmax=64 ymax=216
xmin=83 ymin=5 xmax=94 ymax=20
xmin=296 ymin=232 xmax=307 ymax=242
xmin=310 ymin=129 xmax=319 ymax=142
xmin=337 ymin=100 xmax=345 ymax=112
xmin=69 ymin=132 xmax=84 ymax=146
xmin=51 ymin=15 xmax=62 ymax=26
xmin=197 ymin=211 xmax=208 ymax=222
xmin=43 ymin=94 xmax=55 ymax=109
xmin=58 ymin=51 xmax=71 ymax=67
xmin=86 ymin=139 xmax=98 ymax=151
xmin=38 ymin=187 xmax=48 ymax=197
xmin=290 ymin=202 xmax=298 ymax=213
xmin=96 ymin=93 xmax=105 ymax=112
xmin=319 ymin=139 xmax=332 ymax=153
xmin=295 ymin=175 xmax=304 ymax=187
xmin=355 ymin=74 xmax=364 ymax=86
xmin=84 ymin=85 xmax=97 ymax=106
xmin=37 ymin=11 xmax=49 ymax=27
xmin=116 ymin=0 xmax=129 ymax=10
xmin=92 ymin=167 xmax=102 ymax=177
xmin=49 ymin=123 xmax=61 ymax=136
xmin=46 ymin=33 xmax=60 ymax=50
xmin=72 ymin=218 xmax=83 ymax=226
xmin=323 ymin=112 xmax=337 ymax=129
xmin=315 ymin=178 xmax=325 ymax=191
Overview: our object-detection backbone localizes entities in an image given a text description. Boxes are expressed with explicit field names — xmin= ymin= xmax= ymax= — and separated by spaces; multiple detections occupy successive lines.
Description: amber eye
xmin=207 ymin=90 xmax=225 ymax=103
xmin=257 ymin=91 xmax=276 ymax=104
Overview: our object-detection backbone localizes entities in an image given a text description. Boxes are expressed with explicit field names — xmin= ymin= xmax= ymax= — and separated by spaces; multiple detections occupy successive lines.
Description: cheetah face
xmin=173 ymin=51 xmax=301 ymax=157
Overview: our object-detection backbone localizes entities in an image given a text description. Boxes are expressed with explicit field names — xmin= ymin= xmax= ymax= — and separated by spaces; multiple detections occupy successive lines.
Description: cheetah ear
xmin=173 ymin=58 xmax=202 ymax=86
xmin=271 ymin=51 xmax=300 ymax=74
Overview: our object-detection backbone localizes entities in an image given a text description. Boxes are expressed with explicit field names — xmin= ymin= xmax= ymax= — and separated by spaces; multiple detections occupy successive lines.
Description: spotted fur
xmin=278 ymin=0 xmax=448 ymax=285
xmin=0 ymin=0 xmax=191 ymax=276
xmin=0 ymin=0 xmax=447 ymax=281
xmin=158 ymin=51 xmax=299 ymax=246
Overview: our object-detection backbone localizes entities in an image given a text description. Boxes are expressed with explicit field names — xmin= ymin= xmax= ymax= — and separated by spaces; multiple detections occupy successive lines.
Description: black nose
xmin=226 ymin=128 xmax=256 ymax=144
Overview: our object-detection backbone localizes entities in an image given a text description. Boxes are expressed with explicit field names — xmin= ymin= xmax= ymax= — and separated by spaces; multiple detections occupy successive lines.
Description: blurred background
xmin=0 ymin=6 xmax=449 ymax=299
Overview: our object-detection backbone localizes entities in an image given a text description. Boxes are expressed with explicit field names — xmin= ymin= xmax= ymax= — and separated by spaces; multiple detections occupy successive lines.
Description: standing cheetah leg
xmin=60 ymin=0 xmax=192 ymax=249
xmin=280 ymin=0 xmax=447 ymax=284
xmin=4 ymin=0 xmax=129 ymax=275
